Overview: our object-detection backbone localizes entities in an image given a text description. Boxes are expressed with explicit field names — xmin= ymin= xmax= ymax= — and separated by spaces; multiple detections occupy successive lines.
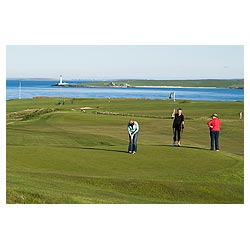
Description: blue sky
xmin=6 ymin=45 xmax=244 ymax=80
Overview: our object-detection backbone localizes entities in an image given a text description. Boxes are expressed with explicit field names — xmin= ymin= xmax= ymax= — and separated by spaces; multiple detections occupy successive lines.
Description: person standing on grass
xmin=207 ymin=113 xmax=221 ymax=151
xmin=172 ymin=108 xmax=185 ymax=147
xmin=128 ymin=119 xmax=139 ymax=154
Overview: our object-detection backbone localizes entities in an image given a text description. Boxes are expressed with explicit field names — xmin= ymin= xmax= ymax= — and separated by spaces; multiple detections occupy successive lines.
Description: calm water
xmin=6 ymin=80 xmax=244 ymax=101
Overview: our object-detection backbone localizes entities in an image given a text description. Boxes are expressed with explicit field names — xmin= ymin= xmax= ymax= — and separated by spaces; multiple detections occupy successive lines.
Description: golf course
xmin=6 ymin=97 xmax=244 ymax=204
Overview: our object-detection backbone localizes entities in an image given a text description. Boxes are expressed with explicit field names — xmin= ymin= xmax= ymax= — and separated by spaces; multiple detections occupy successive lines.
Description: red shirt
xmin=207 ymin=117 xmax=221 ymax=131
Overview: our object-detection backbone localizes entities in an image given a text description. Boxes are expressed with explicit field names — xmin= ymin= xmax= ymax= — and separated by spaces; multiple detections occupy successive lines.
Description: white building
xmin=58 ymin=75 xmax=68 ymax=86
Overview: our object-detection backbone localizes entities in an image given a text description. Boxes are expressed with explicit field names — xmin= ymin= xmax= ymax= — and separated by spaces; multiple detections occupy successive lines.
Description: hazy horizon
xmin=6 ymin=77 xmax=244 ymax=81
xmin=7 ymin=45 xmax=244 ymax=80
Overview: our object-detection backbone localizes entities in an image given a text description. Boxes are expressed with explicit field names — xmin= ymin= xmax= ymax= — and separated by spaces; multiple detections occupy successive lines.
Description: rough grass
xmin=6 ymin=98 xmax=244 ymax=204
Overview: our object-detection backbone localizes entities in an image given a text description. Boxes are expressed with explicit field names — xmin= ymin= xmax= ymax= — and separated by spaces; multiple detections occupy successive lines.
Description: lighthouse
xmin=51 ymin=75 xmax=68 ymax=86
xmin=59 ymin=75 xmax=63 ymax=85
xmin=58 ymin=75 xmax=68 ymax=86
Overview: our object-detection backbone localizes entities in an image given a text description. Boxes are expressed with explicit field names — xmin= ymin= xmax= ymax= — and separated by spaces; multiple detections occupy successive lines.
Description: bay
xmin=6 ymin=80 xmax=244 ymax=101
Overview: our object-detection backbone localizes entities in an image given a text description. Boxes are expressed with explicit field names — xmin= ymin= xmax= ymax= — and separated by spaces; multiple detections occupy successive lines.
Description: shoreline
xmin=132 ymin=85 xmax=217 ymax=89
xmin=6 ymin=96 xmax=244 ymax=102
xmin=52 ymin=85 xmax=243 ymax=89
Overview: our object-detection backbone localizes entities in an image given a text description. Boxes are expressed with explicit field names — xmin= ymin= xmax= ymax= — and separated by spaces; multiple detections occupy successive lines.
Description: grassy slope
xmin=84 ymin=79 xmax=244 ymax=88
xmin=6 ymin=98 xmax=244 ymax=203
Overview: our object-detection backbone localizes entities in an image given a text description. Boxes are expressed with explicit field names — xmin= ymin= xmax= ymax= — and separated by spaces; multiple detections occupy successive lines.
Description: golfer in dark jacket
xmin=172 ymin=108 xmax=185 ymax=147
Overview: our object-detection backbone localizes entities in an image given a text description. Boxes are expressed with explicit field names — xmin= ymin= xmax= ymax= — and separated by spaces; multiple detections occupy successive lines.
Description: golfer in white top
xmin=128 ymin=119 xmax=139 ymax=154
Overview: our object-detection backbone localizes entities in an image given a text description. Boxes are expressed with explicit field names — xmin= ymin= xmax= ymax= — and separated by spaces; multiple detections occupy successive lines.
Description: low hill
xmin=84 ymin=79 xmax=244 ymax=88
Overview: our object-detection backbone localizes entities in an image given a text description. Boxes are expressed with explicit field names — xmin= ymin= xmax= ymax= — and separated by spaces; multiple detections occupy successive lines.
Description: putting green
xmin=6 ymin=98 xmax=244 ymax=203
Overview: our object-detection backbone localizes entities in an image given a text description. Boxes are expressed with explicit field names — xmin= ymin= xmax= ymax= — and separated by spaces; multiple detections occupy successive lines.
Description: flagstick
xmin=19 ymin=81 xmax=22 ymax=99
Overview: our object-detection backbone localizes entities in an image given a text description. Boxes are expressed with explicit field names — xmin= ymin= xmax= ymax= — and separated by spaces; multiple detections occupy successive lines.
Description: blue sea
xmin=6 ymin=80 xmax=244 ymax=101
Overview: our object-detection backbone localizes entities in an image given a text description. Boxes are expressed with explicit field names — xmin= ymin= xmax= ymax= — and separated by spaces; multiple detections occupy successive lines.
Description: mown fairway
xmin=6 ymin=98 xmax=244 ymax=203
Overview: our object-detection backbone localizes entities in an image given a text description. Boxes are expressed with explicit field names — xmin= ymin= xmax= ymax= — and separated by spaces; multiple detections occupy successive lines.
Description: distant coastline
xmin=7 ymin=78 xmax=244 ymax=89
xmin=52 ymin=84 xmax=219 ymax=89
xmin=51 ymin=79 xmax=244 ymax=89
xmin=52 ymin=85 xmax=243 ymax=89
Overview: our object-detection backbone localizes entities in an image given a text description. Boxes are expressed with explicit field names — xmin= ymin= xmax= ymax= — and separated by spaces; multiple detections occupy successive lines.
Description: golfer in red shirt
xmin=207 ymin=113 xmax=221 ymax=151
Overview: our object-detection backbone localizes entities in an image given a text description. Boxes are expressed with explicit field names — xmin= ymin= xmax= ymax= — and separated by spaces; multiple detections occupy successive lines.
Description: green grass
xmin=83 ymin=79 xmax=244 ymax=88
xmin=6 ymin=98 xmax=244 ymax=203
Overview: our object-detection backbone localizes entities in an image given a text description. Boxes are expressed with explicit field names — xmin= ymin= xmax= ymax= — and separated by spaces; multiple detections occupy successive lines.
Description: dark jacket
xmin=172 ymin=114 xmax=184 ymax=129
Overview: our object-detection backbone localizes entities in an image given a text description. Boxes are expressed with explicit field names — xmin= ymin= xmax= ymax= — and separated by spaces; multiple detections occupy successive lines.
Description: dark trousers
xmin=173 ymin=128 xmax=181 ymax=142
xmin=128 ymin=133 xmax=138 ymax=152
xmin=210 ymin=131 xmax=220 ymax=150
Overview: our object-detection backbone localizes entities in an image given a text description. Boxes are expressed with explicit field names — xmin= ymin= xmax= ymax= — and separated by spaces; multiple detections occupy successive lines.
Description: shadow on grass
xmin=64 ymin=144 xmax=209 ymax=153
xmin=81 ymin=147 xmax=128 ymax=154
xmin=179 ymin=145 xmax=210 ymax=151
xmin=153 ymin=144 xmax=210 ymax=151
